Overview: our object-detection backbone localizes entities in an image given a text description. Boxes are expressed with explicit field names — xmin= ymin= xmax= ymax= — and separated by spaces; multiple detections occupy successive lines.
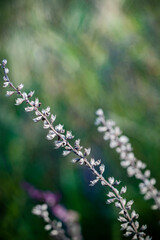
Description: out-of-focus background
xmin=0 ymin=0 xmax=160 ymax=239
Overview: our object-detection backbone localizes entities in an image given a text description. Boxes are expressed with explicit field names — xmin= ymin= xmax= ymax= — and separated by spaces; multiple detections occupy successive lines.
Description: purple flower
xmin=22 ymin=182 xmax=60 ymax=205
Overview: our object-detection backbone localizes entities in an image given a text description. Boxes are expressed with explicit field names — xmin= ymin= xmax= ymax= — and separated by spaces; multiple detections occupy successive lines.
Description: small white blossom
xmin=66 ymin=130 xmax=74 ymax=139
xmin=43 ymin=120 xmax=50 ymax=129
xmin=28 ymin=91 xmax=35 ymax=98
xmin=17 ymin=84 xmax=24 ymax=90
xmin=3 ymin=82 xmax=9 ymax=88
xmin=97 ymin=126 xmax=107 ymax=132
xmin=3 ymin=76 xmax=8 ymax=81
xmin=99 ymin=164 xmax=105 ymax=175
xmin=126 ymin=200 xmax=134 ymax=209
xmin=6 ymin=91 xmax=15 ymax=97
xmin=106 ymin=120 xmax=115 ymax=128
xmin=107 ymin=192 xmax=116 ymax=198
xmin=121 ymin=198 xmax=126 ymax=206
xmin=96 ymin=108 xmax=104 ymax=116
xmin=22 ymin=92 xmax=28 ymax=99
xmin=4 ymin=68 xmax=9 ymax=74
xmin=62 ymin=150 xmax=71 ymax=156
xmin=15 ymin=98 xmax=24 ymax=105
xmin=119 ymin=135 xmax=129 ymax=144
xmin=42 ymin=107 xmax=50 ymax=116
xmin=2 ymin=59 xmax=7 ymax=65
xmin=50 ymin=230 xmax=58 ymax=236
xmin=25 ymin=106 xmax=34 ymax=112
xmin=44 ymin=224 xmax=52 ymax=231
xmin=35 ymin=98 xmax=40 ymax=107
xmin=50 ymin=114 xmax=56 ymax=123
xmin=110 ymin=140 xmax=118 ymax=148
xmin=101 ymin=180 xmax=106 ymax=185
xmin=84 ymin=148 xmax=91 ymax=156
xmin=33 ymin=116 xmax=42 ymax=122
xmin=144 ymin=170 xmax=151 ymax=178
xmin=123 ymin=231 xmax=132 ymax=237
xmin=94 ymin=159 xmax=101 ymax=166
xmin=89 ymin=177 xmax=99 ymax=186
xmin=79 ymin=158 xmax=85 ymax=165
xmin=55 ymin=124 xmax=64 ymax=133
xmin=54 ymin=140 xmax=65 ymax=149
xmin=118 ymin=216 xmax=127 ymax=222
xmin=120 ymin=186 xmax=127 ymax=195
xmin=72 ymin=158 xmax=80 ymax=163
xmin=115 ymin=201 xmax=122 ymax=209
xmin=121 ymin=222 xmax=128 ymax=230
xmin=108 ymin=177 xmax=115 ymax=185
xmin=106 ymin=198 xmax=116 ymax=204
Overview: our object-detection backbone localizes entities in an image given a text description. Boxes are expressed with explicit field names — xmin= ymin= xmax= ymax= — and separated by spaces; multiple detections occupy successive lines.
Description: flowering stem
xmin=0 ymin=60 xmax=151 ymax=240
xmin=95 ymin=109 xmax=160 ymax=211
xmin=32 ymin=204 xmax=70 ymax=240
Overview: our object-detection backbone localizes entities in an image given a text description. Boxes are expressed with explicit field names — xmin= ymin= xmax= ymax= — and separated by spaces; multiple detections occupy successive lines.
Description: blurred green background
xmin=0 ymin=0 xmax=160 ymax=239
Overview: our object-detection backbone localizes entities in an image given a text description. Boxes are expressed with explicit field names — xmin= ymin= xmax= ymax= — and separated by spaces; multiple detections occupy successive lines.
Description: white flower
xmin=90 ymin=158 xmax=95 ymax=166
xmin=110 ymin=140 xmax=118 ymax=148
xmin=28 ymin=91 xmax=35 ymax=98
xmin=66 ymin=130 xmax=74 ymax=139
xmin=84 ymin=148 xmax=91 ymax=156
xmin=50 ymin=114 xmax=56 ymax=123
xmin=33 ymin=116 xmax=42 ymax=122
xmin=115 ymin=201 xmax=122 ymax=209
xmin=43 ymin=120 xmax=50 ymax=129
xmin=107 ymin=192 xmax=116 ymax=198
xmin=3 ymin=76 xmax=8 ymax=81
xmin=120 ymin=186 xmax=127 ymax=194
xmin=126 ymin=200 xmax=134 ymax=208
xmin=35 ymin=98 xmax=40 ymax=107
xmin=89 ymin=177 xmax=99 ymax=186
xmin=120 ymin=161 xmax=130 ymax=168
xmin=144 ymin=170 xmax=150 ymax=178
xmin=6 ymin=91 xmax=15 ymax=97
xmin=25 ymin=106 xmax=34 ymax=112
xmin=41 ymin=204 xmax=48 ymax=211
xmin=103 ymin=132 xmax=110 ymax=140
xmin=17 ymin=84 xmax=24 ymax=90
xmin=54 ymin=141 xmax=64 ymax=149
xmin=106 ymin=120 xmax=115 ymax=128
xmin=3 ymin=82 xmax=9 ymax=88
xmin=22 ymin=92 xmax=28 ymax=99
xmin=114 ymin=126 xmax=122 ymax=136
xmin=4 ymin=68 xmax=9 ymax=74
xmin=55 ymin=124 xmax=64 ymax=133
xmin=97 ymin=126 xmax=107 ymax=132
xmin=15 ymin=98 xmax=24 ymax=105
xmin=46 ymin=131 xmax=56 ymax=140
xmin=2 ymin=59 xmax=7 ymax=65
xmin=44 ymin=224 xmax=52 ymax=231
xmin=96 ymin=108 xmax=104 ymax=116
xmin=127 ymin=166 xmax=136 ymax=177
xmin=62 ymin=150 xmax=71 ymax=156
xmin=108 ymin=177 xmax=114 ymax=185
xmin=99 ymin=164 xmax=105 ymax=175
xmin=119 ymin=135 xmax=129 ymax=144
xmin=50 ymin=230 xmax=58 ymax=236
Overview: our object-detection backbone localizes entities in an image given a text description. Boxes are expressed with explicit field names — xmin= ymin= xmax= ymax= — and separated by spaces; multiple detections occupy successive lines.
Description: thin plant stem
xmin=0 ymin=60 xmax=151 ymax=240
